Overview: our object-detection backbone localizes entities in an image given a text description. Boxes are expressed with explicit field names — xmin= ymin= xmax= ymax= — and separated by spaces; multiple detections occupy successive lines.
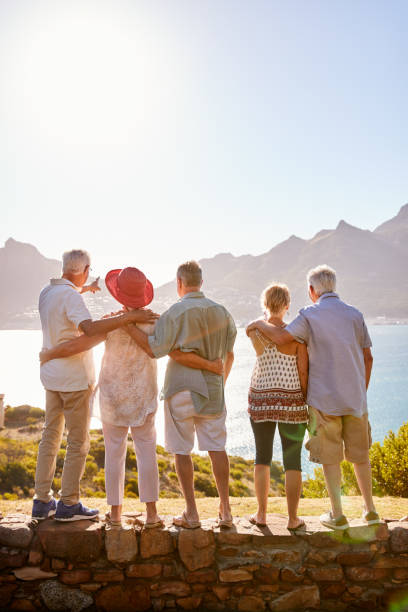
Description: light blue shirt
xmin=148 ymin=291 xmax=236 ymax=415
xmin=286 ymin=292 xmax=372 ymax=417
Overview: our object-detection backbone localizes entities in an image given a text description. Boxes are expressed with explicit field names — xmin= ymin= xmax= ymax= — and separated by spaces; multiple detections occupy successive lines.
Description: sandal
xmin=287 ymin=520 xmax=309 ymax=534
xmin=173 ymin=511 xmax=201 ymax=529
xmin=216 ymin=512 xmax=233 ymax=528
xmin=144 ymin=519 xmax=165 ymax=530
xmin=105 ymin=512 xmax=122 ymax=529
xmin=249 ymin=514 xmax=267 ymax=527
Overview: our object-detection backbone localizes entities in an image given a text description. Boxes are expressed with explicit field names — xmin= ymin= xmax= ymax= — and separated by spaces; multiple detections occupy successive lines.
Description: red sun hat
xmin=105 ymin=267 xmax=154 ymax=309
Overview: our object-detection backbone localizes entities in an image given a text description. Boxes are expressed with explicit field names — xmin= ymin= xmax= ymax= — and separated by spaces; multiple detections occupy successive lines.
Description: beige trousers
xmin=34 ymin=388 xmax=92 ymax=505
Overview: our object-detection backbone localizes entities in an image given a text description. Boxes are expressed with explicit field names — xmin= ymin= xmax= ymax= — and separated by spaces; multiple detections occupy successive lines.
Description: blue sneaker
xmin=54 ymin=500 xmax=99 ymax=522
xmin=32 ymin=497 xmax=57 ymax=520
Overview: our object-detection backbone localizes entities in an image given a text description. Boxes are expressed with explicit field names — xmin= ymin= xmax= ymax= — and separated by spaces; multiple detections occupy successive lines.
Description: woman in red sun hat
xmin=40 ymin=267 xmax=223 ymax=528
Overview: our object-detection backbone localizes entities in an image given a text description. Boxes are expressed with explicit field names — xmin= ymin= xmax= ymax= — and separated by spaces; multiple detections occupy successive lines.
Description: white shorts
xmin=164 ymin=390 xmax=227 ymax=455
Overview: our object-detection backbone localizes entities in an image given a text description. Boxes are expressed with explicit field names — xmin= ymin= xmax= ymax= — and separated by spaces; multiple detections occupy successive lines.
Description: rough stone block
xmin=0 ymin=515 xmax=33 ymax=549
xmin=9 ymin=599 xmax=37 ymax=611
xmin=254 ymin=566 xmax=280 ymax=584
xmin=0 ymin=546 xmax=27 ymax=569
xmin=346 ymin=522 xmax=389 ymax=543
xmin=185 ymin=568 xmax=217 ymax=583
xmin=336 ymin=550 xmax=375 ymax=565
xmin=140 ymin=528 xmax=174 ymax=559
xmin=95 ymin=583 xmax=151 ymax=612
xmin=305 ymin=549 xmax=338 ymax=565
xmin=280 ymin=567 xmax=304 ymax=582
xmin=269 ymin=585 xmax=320 ymax=611
xmin=219 ymin=568 xmax=252 ymax=582
xmin=345 ymin=566 xmax=389 ymax=581
xmin=178 ymin=527 xmax=215 ymax=571
xmin=372 ymin=555 xmax=408 ymax=568
xmin=393 ymin=568 xmax=408 ymax=580
xmin=40 ymin=580 xmax=93 ymax=612
xmin=238 ymin=595 xmax=265 ymax=611
xmin=268 ymin=549 xmax=301 ymax=565
xmin=13 ymin=566 xmax=57 ymax=581
xmin=156 ymin=581 xmax=191 ymax=597
xmin=27 ymin=549 xmax=43 ymax=566
xmin=320 ymin=583 xmax=346 ymax=598
xmin=126 ymin=563 xmax=162 ymax=578
xmin=59 ymin=569 xmax=91 ymax=585
xmin=0 ymin=584 xmax=17 ymax=607
xmin=91 ymin=568 xmax=123 ymax=582
xmin=105 ymin=526 xmax=138 ymax=564
xmin=307 ymin=565 xmax=344 ymax=582
xmin=390 ymin=524 xmax=408 ymax=553
xmin=51 ymin=558 xmax=66 ymax=570
xmin=37 ymin=520 xmax=103 ymax=562
xmin=176 ymin=596 xmax=202 ymax=609
xmin=212 ymin=585 xmax=230 ymax=601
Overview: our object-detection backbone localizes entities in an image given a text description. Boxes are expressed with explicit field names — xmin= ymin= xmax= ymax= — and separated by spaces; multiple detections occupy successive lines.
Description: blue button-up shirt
xmin=285 ymin=292 xmax=372 ymax=417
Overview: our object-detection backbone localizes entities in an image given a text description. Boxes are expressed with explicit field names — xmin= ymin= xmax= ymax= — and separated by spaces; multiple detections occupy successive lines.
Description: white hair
xmin=62 ymin=249 xmax=91 ymax=274
xmin=307 ymin=264 xmax=337 ymax=296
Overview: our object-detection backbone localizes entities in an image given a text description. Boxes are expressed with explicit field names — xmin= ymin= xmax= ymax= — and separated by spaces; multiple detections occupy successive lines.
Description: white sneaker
xmin=320 ymin=511 xmax=349 ymax=531
xmin=363 ymin=510 xmax=380 ymax=525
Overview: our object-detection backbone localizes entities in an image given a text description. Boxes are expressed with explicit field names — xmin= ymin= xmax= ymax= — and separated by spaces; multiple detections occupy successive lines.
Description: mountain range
xmin=1 ymin=204 xmax=407 ymax=329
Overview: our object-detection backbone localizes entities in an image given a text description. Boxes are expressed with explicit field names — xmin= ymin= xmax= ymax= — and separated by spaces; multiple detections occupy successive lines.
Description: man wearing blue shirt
xmin=247 ymin=265 xmax=379 ymax=531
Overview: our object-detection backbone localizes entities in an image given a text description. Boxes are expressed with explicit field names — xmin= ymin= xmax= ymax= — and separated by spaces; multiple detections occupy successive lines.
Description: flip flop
xmin=287 ymin=520 xmax=307 ymax=534
xmin=173 ymin=511 xmax=201 ymax=529
xmin=144 ymin=519 xmax=165 ymax=530
xmin=249 ymin=514 xmax=267 ymax=527
xmin=216 ymin=512 xmax=234 ymax=528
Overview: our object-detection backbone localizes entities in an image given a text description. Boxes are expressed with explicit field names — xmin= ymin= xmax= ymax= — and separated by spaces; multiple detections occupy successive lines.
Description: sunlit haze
xmin=1 ymin=0 xmax=407 ymax=285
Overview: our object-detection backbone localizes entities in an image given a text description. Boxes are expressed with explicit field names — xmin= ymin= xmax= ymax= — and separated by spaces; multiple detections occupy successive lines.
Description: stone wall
xmin=1 ymin=512 xmax=408 ymax=611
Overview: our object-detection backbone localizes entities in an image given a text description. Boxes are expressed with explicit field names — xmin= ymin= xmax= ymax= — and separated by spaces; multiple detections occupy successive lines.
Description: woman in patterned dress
xmin=248 ymin=283 xmax=309 ymax=531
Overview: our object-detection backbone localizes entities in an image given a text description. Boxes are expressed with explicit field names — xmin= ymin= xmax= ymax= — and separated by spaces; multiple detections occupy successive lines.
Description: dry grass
xmin=2 ymin=496 xmax=408 ymax=520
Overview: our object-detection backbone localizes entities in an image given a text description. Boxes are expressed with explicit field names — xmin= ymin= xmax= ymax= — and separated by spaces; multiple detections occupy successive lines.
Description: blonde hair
xmin=307 ymin=264 xmax=336 ymax=296
xmin=261 ymin=283 xmax=290 ymax=315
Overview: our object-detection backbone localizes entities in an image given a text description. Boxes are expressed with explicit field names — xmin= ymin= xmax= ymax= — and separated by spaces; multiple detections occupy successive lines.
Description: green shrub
xmin=194 ymin=473 xmax=217 ymax=496
xmin=168 ymin=472 xmax=178 ymax=481
xmin=193 ymin=456 xmax=211 ymax=474
xmin=369 ymin=423 xmax=408 ymax=496
xmin=229 ymin=481 xmax=250 ymax=496
xmin=230 ymin=469 xmax=244 ymax=480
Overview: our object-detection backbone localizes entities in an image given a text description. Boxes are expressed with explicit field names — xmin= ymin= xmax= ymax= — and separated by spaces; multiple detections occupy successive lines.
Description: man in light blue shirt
xmin=126 ymin=261 xmax=236 ymax=529
xmin=247 ymin=265 xmax=378 ymax=531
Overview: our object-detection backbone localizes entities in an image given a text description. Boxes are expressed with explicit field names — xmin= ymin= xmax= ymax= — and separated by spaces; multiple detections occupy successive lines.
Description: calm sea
xmin=1 ymin=327 xmax=407 ymax=475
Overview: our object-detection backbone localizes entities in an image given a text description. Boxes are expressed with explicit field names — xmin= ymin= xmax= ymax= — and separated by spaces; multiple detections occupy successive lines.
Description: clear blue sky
xmin=1 ymin=0 xmax=407 ymax=285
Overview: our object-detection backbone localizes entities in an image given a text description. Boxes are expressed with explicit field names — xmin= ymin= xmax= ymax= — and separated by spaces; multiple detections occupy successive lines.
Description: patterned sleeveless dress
xmin=248 ymin=330 xmax=308 ymax=424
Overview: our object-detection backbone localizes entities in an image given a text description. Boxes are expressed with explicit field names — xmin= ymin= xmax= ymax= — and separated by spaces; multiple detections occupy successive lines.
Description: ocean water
xmin=0 ymin=327 xmax=407 ymax=475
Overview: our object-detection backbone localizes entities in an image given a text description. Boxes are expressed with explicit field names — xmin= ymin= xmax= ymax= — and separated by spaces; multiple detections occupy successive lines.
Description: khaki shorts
xmin=164 ymin=390 xmax=227 ymax=455
xmin=306 ymin=406 xmax=372 ymax=465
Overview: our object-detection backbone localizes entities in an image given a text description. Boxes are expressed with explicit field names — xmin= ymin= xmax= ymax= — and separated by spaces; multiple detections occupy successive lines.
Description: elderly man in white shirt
xmin=33 ymin=250 xmax=158 ymax=522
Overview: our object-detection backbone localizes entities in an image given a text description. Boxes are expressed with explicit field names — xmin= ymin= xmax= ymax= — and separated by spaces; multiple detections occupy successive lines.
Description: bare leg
xmin=323 ymin=463 xmax=343 ymax=518
xmin=353 ymin=461 xmax=376 ymax=513
xmin=285 ymin=470 xmax=303 ymax=528
xmin=253 ymin=464 xmax=270 ymax=524
xmin=208 ymin=450 xmax=232 ymax=521
xmin=110 ymin=504 xmax=122 ymax=522
xmin=175 ymin=454 xmax=200 ymax=522
xmin=146 ymin=501 xmax=161 ymax=524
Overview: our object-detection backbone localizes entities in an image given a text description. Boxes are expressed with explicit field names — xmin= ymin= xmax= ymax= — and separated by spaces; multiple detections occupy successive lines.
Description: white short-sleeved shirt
xmin=39 ymin=278 xmax=95 ymax=392
xmin=285 ymin=292 xmax=372 ymax=418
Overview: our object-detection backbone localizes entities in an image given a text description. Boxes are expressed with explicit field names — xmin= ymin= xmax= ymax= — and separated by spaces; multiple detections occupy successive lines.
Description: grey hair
xmin=307 ymin=265 xmax=336 ymax=296
xmin=62 ymin=249 xmax=91 ymax=274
